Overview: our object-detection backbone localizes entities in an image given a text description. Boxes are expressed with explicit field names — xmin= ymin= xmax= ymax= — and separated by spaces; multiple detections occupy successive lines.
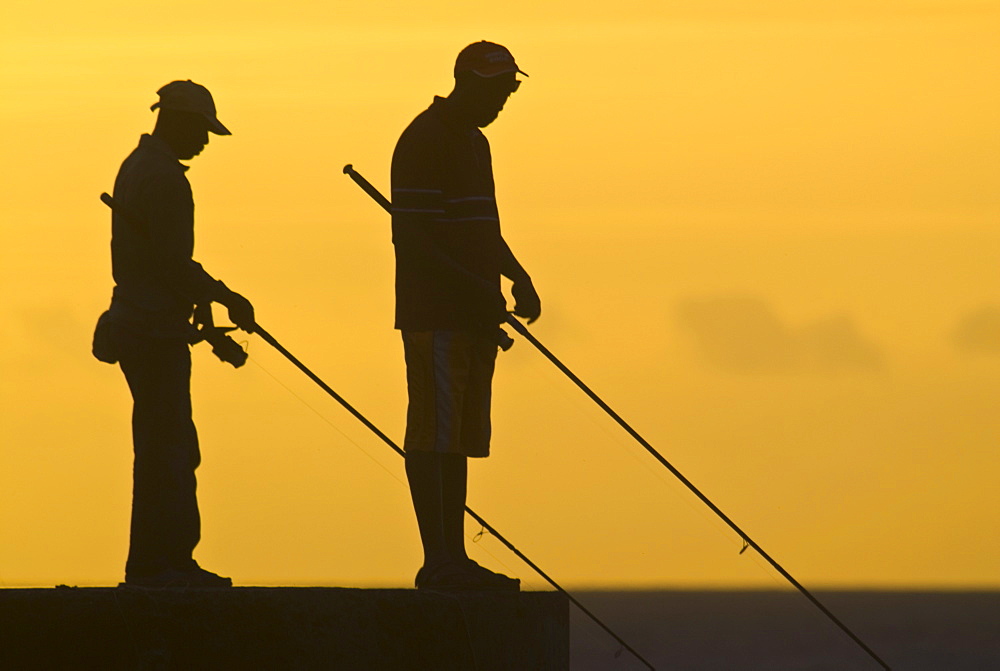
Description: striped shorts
xmin=401 ymin=330 xmax=498 ymax=458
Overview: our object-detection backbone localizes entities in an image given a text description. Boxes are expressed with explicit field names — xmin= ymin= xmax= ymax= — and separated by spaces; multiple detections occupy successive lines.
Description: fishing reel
xmin=495 ymin=327 xmax=514 ymax=352
xmin=200 ymin=325 xmax=248 ymax=368
xmin=193 ymin=303 xmax=248 ymax=368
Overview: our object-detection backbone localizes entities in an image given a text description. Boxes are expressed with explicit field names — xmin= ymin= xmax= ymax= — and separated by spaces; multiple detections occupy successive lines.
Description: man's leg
xmin=404 ymin=450 xmax=449 ymax=570
xmin=440 ymin=453 xmax=469 ymax=562
xmin=118 ymin=333 xmax=201 ymax=581
xmin=449 ymin=332 xmax=517 ymax=588
xmin=401 ymin=330 xmax=517 ymax=589
xmin=407 ymin=450 xmax=494 ymax=589
xmin=404 ymin=450 xmax=469 ymax=567
xmin=402 ymin=331 xmax=456 ymax=574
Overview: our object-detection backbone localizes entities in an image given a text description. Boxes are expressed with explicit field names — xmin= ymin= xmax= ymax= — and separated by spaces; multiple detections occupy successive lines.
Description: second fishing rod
xmin=344 ymin=163 xmax=892 ymax=671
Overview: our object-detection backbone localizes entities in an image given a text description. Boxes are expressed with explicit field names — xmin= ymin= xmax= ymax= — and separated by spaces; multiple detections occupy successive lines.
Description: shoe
xmin=183 ymin=565 xmax=233 ymax=588
xmin=415 ymin=561 xmax=471 ymax=590
xmin=121 ymin=565 xmax=232 ymax=589
xmin=415 ymin=560 xmax=519 ymax=592
xmin=460 ymin=559 xmax=520 ymax=592
xmin=120 ymin=568 xmax=194 ymax=589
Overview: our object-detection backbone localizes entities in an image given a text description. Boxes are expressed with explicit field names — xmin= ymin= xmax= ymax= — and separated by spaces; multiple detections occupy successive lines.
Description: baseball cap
xmin=454 ymin=41 xmax=528 ymax=78
xmin=150 ymin=80 xmax=231 ymax=135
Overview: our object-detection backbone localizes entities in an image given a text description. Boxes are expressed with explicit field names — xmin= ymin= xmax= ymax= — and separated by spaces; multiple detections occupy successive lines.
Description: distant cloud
xmin=675 ymin=295 xmax=884 ymax=374
xmin=952 ymin=307 xmax=1000 ymax=355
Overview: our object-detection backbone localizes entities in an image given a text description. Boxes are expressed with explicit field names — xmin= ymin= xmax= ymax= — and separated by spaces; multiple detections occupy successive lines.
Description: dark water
xmin=568 ymin=590 xmax=1000 ymax=670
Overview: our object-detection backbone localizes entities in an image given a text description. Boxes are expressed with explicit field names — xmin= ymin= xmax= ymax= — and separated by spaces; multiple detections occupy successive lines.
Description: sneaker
xmin=120 ymin=568 xmax=194 ymax=589
xmin=415 ymin=561 xmax=473 ymax=590
xmin=415 ymin=560 xmax=519 ymax=592
xmin=121 ymin=566 xmax=232 ymax=589
xmin=183 ymin=565 xmax=233 ymax=588
xmin=461 ymin=559 xmax=520 ymax=592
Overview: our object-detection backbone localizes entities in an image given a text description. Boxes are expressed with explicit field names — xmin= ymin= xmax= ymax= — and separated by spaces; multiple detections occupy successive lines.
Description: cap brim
xmin=472 ymin=65 xmax=529 ymax=78
xmin=206 ymin=115 xmax=232 ymax=136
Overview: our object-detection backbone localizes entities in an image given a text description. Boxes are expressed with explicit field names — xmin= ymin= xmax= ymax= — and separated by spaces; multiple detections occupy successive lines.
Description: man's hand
xmin=193 ymin=302 xmax=214 ymax=329
xmin=512 ymin=279 xmax=541 ymax=324
xmin=492 ymin=290 xmax=509 ymax=323
xmin=219 ymin=289 xmax=255 ymax=334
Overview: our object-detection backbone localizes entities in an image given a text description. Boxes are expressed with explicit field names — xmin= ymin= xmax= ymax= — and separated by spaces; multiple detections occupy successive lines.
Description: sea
xmin=567 ymin=590 xmax=1000 ymax=670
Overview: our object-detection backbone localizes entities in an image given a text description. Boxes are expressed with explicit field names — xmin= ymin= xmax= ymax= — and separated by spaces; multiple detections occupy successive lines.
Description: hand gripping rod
xmin=343 ymin=165 xmax=892 ymax=670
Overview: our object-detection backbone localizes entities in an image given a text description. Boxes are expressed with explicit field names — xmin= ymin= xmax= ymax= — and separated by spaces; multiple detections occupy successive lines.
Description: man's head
xmin=150 ymin=80 xmax=230 ymax=160
xmin=450 ymin=41 xmax=526 ymax=128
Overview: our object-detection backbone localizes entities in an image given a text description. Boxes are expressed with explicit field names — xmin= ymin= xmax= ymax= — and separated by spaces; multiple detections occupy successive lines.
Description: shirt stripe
xmin=445 ymin=196 xmax=495 ymax=204
xmin=434 ymin=216 xmax=500 ymax=223
xmin=394 ymin=208 xmax=447 ymax=214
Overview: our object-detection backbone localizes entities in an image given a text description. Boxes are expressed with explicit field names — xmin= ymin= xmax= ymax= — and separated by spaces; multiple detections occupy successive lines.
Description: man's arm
xmin=142 ymin=174 xmax=217 ymax=301
xmin=500 ymin=237 xmax=540 ymax=324
xmin=141 ymin=177 xmax=255 ymax=332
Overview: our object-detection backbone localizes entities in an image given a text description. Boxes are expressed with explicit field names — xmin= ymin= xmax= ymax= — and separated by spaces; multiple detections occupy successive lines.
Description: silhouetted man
xmin=96 ymin=80 xmax=254 ymax=588
xmin=391 ymin=42 xmax=541 ymax=590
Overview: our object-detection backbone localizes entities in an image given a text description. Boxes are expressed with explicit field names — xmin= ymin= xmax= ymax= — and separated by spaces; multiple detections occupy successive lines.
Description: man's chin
xmin=179 ymin=148 xmax=205 ymax=160
xmin=476 ymin=112 xmax=501 ymax=128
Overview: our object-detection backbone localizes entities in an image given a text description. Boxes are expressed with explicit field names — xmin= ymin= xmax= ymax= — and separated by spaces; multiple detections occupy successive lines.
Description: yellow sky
xmin=1 ymin=1 xmax=998 ymax=589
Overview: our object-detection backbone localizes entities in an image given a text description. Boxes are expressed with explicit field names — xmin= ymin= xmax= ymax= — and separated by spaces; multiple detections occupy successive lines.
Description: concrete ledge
xmin=0 ymin=586 xmax=568 ymax=670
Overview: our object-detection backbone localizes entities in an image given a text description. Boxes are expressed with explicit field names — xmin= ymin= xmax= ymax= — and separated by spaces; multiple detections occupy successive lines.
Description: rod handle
xmin=343 ymin=164 xmax=392 ymax=214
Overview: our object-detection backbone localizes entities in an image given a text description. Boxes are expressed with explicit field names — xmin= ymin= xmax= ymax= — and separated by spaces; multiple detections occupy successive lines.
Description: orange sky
xmin=1 ymin=1 xmax=998 ymax=589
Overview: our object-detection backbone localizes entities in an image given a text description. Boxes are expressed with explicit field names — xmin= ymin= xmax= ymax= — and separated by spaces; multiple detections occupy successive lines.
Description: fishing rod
xmin=98 ymin=192 xmax=654 ymax=670
xmin=343 ymin=165 xmax=892 ymax=671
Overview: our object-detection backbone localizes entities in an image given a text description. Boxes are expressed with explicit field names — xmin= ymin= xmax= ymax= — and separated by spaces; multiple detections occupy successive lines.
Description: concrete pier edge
xmin=0 ymin=586 xmax=569 ymax=670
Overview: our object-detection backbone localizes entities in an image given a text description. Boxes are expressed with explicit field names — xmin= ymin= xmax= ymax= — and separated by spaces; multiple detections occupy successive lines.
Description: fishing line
xmin=247 ymin=355 xmax=403 ymax=486
xmin=247 ymin=352 xmax=524 ymax=583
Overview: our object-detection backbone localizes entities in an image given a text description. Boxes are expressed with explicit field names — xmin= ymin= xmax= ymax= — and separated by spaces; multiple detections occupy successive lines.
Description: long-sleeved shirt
xmin=391 ymin=97 xmax=505 ymax=331
xmin=107 ymin=134 xmax=219 ymax=338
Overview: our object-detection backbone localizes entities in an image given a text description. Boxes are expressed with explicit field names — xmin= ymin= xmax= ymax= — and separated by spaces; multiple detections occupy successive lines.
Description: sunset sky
xmin=2 ymin=1 xmax=998 ymax=591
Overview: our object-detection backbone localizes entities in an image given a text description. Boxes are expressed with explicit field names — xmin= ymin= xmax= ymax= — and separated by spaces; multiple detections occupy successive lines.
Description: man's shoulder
xmin=397 ymin=101 xmax=449 ymax=147
xmin=392 ymin=105 xmax=449 ymax=184
xmin=123 ymin=135 xmax=186 ymax=172
xmin=118 ymin=136 xmax=190 ymax=192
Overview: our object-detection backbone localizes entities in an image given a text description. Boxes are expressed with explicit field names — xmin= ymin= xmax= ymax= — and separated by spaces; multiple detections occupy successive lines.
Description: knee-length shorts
xmin=401 ymin=330 xmax=498 ymax=458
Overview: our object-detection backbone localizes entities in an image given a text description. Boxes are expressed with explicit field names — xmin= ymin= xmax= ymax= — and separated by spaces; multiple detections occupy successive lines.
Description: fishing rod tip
xmin=342 ymin=164 xmax=353 ymax=174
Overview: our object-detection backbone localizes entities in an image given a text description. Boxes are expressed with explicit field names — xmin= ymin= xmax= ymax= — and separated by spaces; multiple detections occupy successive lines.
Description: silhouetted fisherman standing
xmin=391 ymin=42 xmax=541 ymax=590
xmin=94 ymin=81 xmax=254 ymax=588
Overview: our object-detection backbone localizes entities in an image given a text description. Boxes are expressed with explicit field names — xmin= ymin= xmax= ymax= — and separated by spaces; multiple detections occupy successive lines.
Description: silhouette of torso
xmin=391 ymin=97 xmax=503 ymax=331
xmin=109 ymin=133 xmax=216 ymax=338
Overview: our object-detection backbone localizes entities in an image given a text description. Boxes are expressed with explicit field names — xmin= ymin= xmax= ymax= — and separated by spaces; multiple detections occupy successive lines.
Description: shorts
xmin=401 ymin=330 xmax=498 ymax=458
